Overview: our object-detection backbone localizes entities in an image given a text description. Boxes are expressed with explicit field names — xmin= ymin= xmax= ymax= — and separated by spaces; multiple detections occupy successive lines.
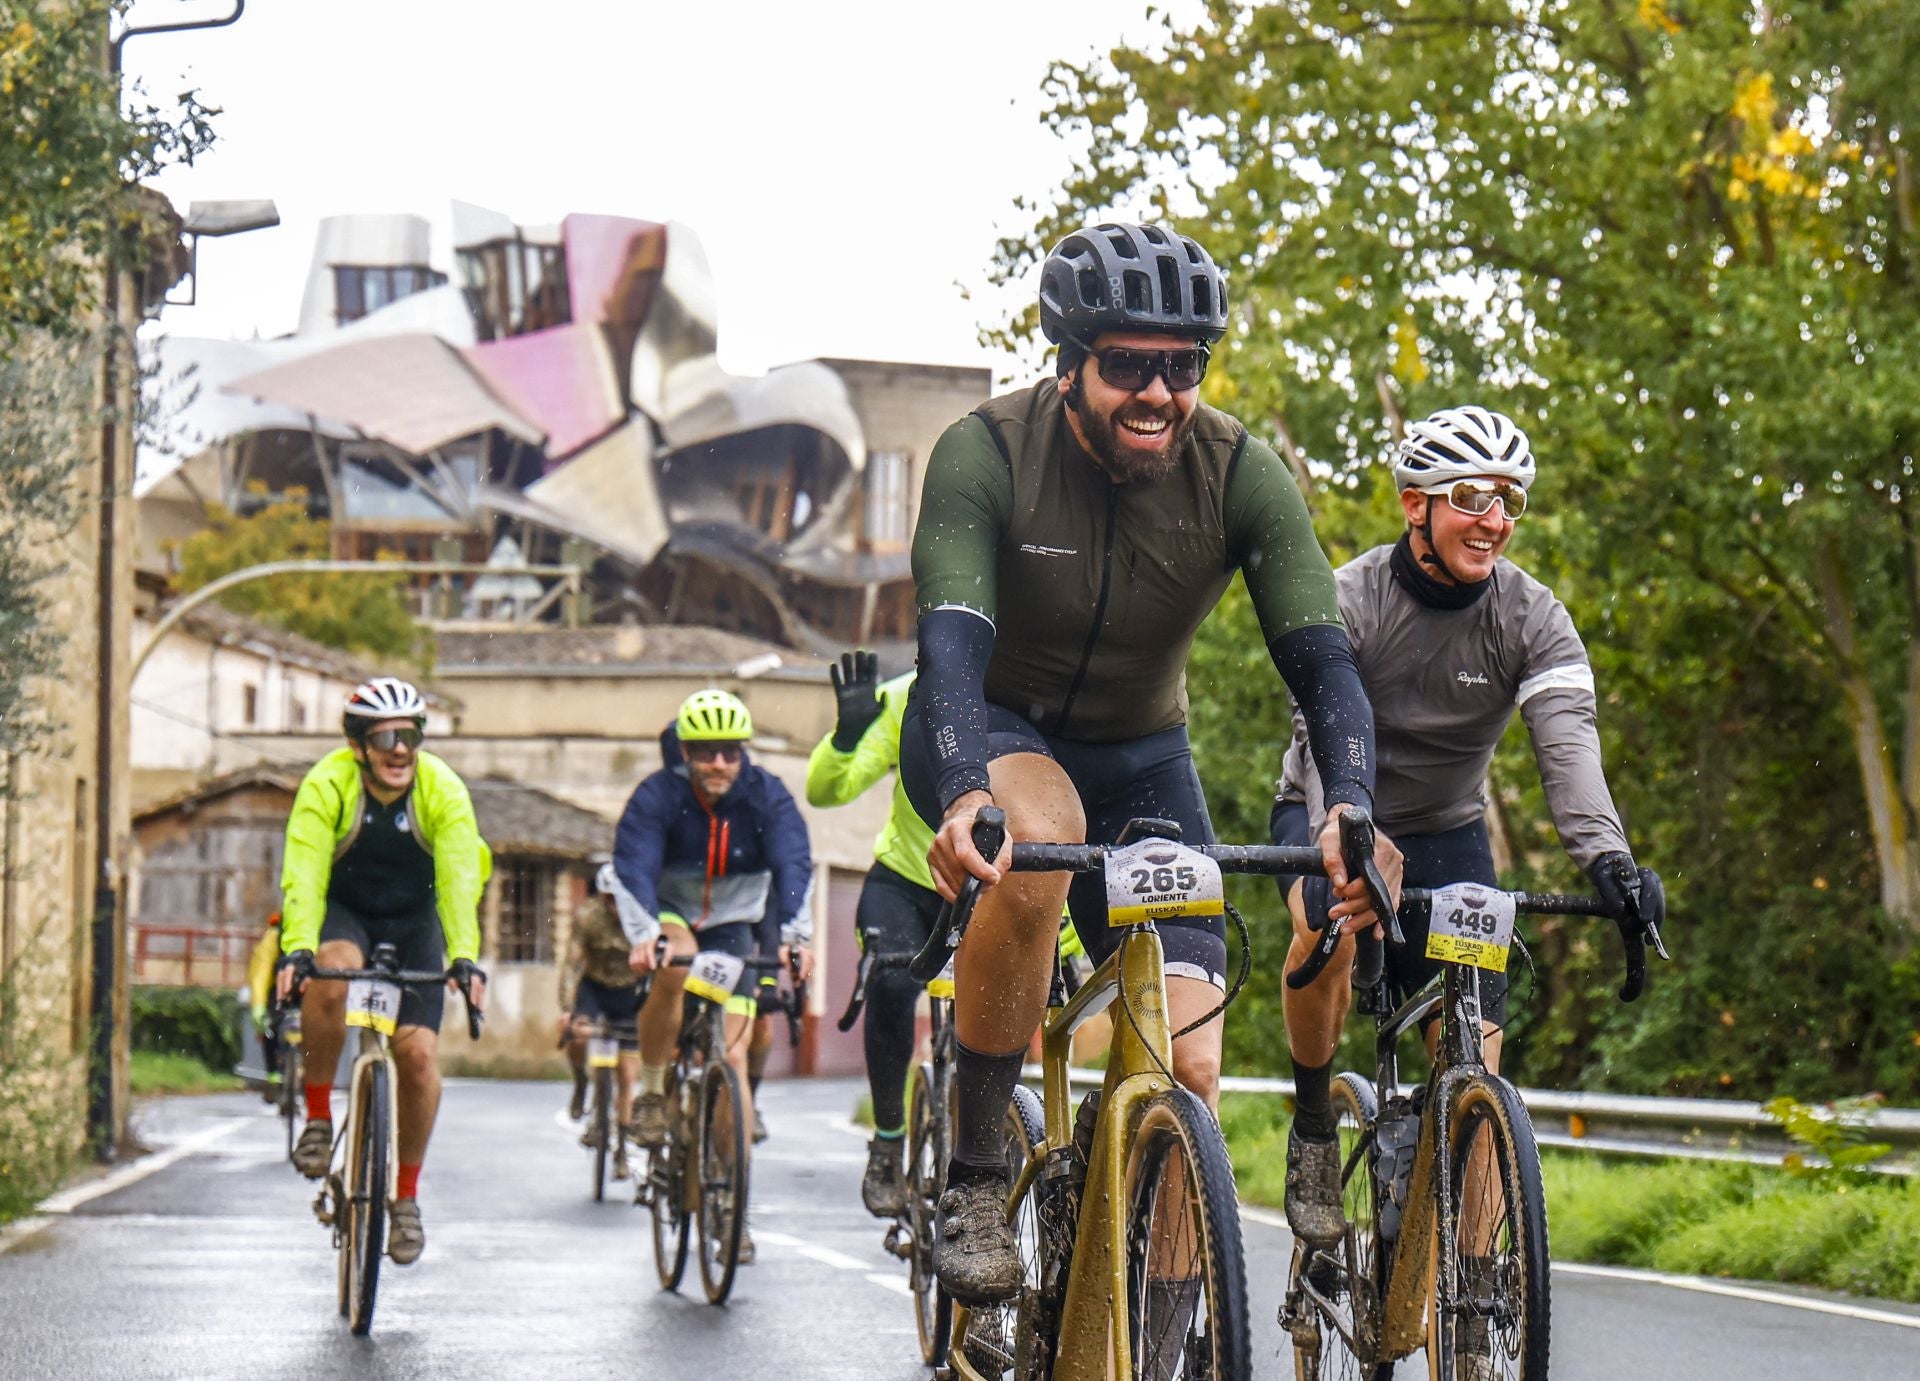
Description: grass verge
xmin=1216 ymin=1091 xmax=1920 ymax=1304
xmin=129 ymin=1051 xmax=243 ymax=1096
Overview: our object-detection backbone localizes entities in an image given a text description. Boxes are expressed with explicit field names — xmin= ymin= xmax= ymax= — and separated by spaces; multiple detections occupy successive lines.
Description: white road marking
xmin=38 ymin=1120 xmax=248 ymax=1214
xmin=866 ymin=1272 xmax=914 ymax=1297
xmin=1552 ymin=1262 xmax=1920 ymax=1331
xmin=1237 ymin=1199 xmax=1920 ymax=1331
xmin=756 ymin=1229 xmax=872 ymax=1272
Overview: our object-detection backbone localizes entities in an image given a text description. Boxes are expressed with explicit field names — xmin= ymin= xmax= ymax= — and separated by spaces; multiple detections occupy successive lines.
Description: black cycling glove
xmin=1588 ymin=852 xmax=1666 ymax=929
xmin=282 ymin=949 xmax=316 ymax=989
xmin=830 ymin=649 xmax=883 ymax=750
xmin=446 ymin=957 xmax=488 ymax=998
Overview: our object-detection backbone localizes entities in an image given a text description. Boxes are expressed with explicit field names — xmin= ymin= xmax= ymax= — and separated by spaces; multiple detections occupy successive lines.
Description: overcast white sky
xmin=125 ymin=0 xmax=1191 ymax=378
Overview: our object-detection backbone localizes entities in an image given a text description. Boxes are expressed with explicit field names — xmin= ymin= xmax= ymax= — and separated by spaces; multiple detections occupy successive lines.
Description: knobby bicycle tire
xmin=1290 ymin=1073 xmax=1393 ymax=1381
xmin=1121 ymin=1087 xmax=1251 ymax=1381
xmin=591 ymin=1065 xmax=613 ymax=1202
xmin=280 ymin=1045 xmax=303 ymax=1162
xmin=1427 ymin=1075 xmax=1549 ymax=1381
xmin=907 ymin=1061 xmax=951 ymax=1365
xmin=650 ymin=1067 xmax=690 ymax=1292
xmin=954 ymin=1085 xmax=1046 ymax=1378
xmin=697 ymin=1061 xmax=749 ymax=1305
xmin=347 ymin=1059 xmax=389 ymax=1336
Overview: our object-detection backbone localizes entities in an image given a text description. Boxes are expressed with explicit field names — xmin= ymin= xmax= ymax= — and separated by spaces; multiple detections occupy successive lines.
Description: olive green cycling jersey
xmin=912 ymin=380 xmax=1342 ymax=741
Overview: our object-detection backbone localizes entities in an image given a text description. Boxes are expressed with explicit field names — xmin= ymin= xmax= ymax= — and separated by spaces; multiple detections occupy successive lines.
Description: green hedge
xmin=130 ymin=986 xmax=242 ymax=1072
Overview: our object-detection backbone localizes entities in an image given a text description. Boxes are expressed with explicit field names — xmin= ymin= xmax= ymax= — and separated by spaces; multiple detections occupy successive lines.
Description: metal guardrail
xmin=1025 ymin=1066 xmax=1919 ymax=1175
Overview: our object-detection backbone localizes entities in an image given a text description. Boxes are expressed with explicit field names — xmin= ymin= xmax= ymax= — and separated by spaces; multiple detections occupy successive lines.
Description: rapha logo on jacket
xmin=1455 ymin=671 xmax=1490 ymax=687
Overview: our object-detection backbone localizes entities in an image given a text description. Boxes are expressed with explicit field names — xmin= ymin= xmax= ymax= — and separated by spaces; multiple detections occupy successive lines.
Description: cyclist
xmin=561 ymin=862 xmax=646 ymax=1180
xmin=904 ymin=221 xmax=1400 ymax=1305
xmin=615 ymin=689 xmax=815 ymax=1264
xmin=273 ymin=677 xmax=489 ymax=1267
xmin=246 ymin=911 xmax=283 ymax=1100
xmin=805 ymin=650 xmax=938 ymax=1217
xmin=1272 ymin=405 xmax=1667 ymax=1254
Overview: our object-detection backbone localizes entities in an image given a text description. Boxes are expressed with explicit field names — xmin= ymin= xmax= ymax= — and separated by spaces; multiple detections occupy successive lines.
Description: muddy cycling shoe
xmin=737 ymin=1226 xmax=756 ymax=1266
xmin=388 ymin=1197 xmax=425 ymax=1265
xmin=580 ymin=1124 xmax=606 ymax=1150
xmin=630 ymin=1091 xmax=670 ymax=1148
xmin=932 ymin=1172 xmax=1020 ymax=1305
xmin=1284 ymin=1128 xmax=1347 ymax=1247
xmin=753 ymin=1106 xmax=769 ymax=1144
xmin=861 ymin=1135 xmax=907 ymax=1217
xmin=613 ymin=1144 xmax=631 ymax=1180
xmin=568 ymin=1078 xmax=587 ymax=1121
xmin=292 ymin=1120 xmax=333 ymax=1179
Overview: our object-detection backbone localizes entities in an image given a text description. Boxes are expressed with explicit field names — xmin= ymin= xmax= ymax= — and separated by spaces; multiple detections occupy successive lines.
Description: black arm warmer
xmin=916 ymin=607 xmax=996 ymax=813
xmin=1269 ymin=622 xmax=1376 ymax=813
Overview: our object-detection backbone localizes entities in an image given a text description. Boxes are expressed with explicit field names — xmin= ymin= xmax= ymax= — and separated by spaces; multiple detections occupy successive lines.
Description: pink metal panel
xmin=463 ymin=323 xmax=628 ymax=462
xmin=562 ymin=213 xmax=667 ymax=330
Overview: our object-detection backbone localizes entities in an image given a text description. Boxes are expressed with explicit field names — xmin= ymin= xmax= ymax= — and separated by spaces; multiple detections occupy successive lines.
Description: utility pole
xmin=91 ymin=1 xmax=248 ymax=1159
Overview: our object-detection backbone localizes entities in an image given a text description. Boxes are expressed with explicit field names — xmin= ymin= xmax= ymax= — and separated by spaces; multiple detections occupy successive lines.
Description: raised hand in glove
xmin=830 ymin=649 xmax=883 ymax=750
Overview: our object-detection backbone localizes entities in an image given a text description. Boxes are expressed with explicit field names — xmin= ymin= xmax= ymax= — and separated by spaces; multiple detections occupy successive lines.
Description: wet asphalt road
xmin=4 ymin=1078 xmax=1919 ymax=1379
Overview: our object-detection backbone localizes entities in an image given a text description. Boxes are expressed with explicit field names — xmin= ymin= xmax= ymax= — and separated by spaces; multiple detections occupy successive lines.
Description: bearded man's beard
xmin=1068 ymin=382 xmax=1195 ymax=483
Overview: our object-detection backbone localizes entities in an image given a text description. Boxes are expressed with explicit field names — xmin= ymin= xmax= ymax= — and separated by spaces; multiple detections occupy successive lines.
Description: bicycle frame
xmin=951 ymin=922 xmax=1177 ymax=1381
xmin=339 ymin=1020 xmax=401 ymax=1222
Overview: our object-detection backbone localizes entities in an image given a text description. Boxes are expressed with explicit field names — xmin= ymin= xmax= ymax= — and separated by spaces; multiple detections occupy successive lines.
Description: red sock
xmin=397 ymin=1163 xmax=421 ymax=1200
xmin=305 ymin=1084 xmax=332 ymax=1122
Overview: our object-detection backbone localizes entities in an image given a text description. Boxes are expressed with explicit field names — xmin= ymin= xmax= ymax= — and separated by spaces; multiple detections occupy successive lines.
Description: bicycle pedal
xmin=882 ymin=1222 xmax=913 ymax=1259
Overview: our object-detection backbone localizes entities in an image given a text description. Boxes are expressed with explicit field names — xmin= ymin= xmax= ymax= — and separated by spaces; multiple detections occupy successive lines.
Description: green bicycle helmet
xmin=676 ymin=688 xmax=753 ymax=742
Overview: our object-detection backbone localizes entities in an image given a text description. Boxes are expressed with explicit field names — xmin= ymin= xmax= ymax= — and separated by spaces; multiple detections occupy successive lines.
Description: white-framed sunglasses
xmin=1428 ymin=477 xmax=1528 ymax=521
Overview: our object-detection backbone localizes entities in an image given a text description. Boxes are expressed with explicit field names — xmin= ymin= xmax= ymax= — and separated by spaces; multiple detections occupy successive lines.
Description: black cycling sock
xmin=1292 ymin=1056 xmax=1337 ymax=1141
xmin=748 ymin=1035 xmax=770 ymax=1095
xmin=950 ymin=1038 xmax=1026 ymax=1173
xmin=864 ymin=964 xmax=920 ymax=1133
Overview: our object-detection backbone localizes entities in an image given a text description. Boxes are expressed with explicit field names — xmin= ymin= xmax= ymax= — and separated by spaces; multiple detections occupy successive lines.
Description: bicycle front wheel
xmin=906 ymin=1061 xmax=950 ymax=1365
xmin=346 ymin=1059 xmax=389 ymax=1337
xmin=1427 ymin=1074 xmax=1549 ymax=1381
xmin=591 ymin=1064 xmax=612 ymax=1202
xmin=696 ymin=1061 xmax=749 ymax=1305
xmin=280 ymin=1045 xmax=304 ymax=1162
xmin=1121 ymin=1087 xmax=1250 ymax=1381
xmin=1291 ymin=1072 xmax=1392 ymax=1381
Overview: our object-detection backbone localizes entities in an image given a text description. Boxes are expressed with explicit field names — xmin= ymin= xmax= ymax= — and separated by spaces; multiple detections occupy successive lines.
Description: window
xmin=241 ymin=684 xmax=258 ymax=725
xmin=495 ymin=861 xmax=554 ymax=963
xmin=864 ymin=450 xmax=911 ymax=550
xmin=457 ymin=237 xmax=571 ymax=341
xmin=333 ymin=264 xmax=448 ymax=325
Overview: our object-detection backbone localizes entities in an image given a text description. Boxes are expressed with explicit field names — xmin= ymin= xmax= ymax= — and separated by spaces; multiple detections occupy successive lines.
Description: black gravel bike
xmin=307 ymin=944 xmax=483 ymax=1336
xmin=1280 ymin=846 xmax=1668 ymax=1381
xmin=642 ymin=948 xmax=801 ymax=1306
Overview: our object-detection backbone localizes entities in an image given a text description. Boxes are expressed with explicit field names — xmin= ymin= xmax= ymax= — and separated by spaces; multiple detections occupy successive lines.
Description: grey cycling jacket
xmin=1276 ymin=544 xmax=1630 ymax=867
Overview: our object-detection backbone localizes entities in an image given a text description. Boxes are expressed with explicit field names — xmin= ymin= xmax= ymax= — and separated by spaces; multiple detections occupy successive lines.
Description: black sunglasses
xmin=365 ymin=726 xmax=424 ymax=752
xmin=685 ymin=742 xmax=744 ymax=763
xmin=1077 ymin=339 xmax=1210 ymax=393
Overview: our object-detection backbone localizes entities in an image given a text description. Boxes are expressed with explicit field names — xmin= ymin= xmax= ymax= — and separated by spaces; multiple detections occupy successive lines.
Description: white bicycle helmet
xmin=1392 ymin=406 xmax=1536 ymax=492
xmin=342 ymin=677 xmax=428 ymax=737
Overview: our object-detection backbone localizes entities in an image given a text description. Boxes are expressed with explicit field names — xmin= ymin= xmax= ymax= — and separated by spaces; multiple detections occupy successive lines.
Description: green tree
xmin=1005 ymin=1 xmax=1920 ymax=1091
xmin=174 ymin=494 xmax=428 ymax=665
xmin=0 ymin=0 xmax=215 ymax=336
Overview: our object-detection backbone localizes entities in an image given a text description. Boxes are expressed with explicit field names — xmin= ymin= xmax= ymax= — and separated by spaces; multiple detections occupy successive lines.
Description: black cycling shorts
xmin=318 ymin=899 xmax=446 ymax=1032
xmin=572 ymin=976 xmax=642 ymax=1044
xmin=858 ymin=862 xmax=943 ymax=964
xmin=902 ymin=698 xmax=1229 ymax=990
xmin=1271 ymin=801 xmax=1506 ymax=1027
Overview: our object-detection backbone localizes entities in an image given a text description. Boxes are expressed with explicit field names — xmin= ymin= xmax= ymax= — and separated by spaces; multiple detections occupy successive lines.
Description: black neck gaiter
xmin=1390 ymin=532 xmax=1488 ymax=611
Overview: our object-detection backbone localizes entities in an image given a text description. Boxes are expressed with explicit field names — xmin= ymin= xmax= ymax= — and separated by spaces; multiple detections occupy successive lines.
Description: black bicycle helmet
xmin=1038 ymin=222 xmax=1229 ymax=346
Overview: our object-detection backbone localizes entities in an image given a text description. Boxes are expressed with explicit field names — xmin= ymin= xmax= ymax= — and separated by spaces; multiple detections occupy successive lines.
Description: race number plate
xmin=1104 ymin=839 xmax=1224 ymax=927
xmin=1424 ymin=883 xmax=1517 ymax=972
xmin=926 ymin=954 xmax=956 ymax=1000
xmin=587 ymin=1036 xmax=620 ymax=1069
xmin=344 ymin=978 xmax=401 ymax=1036
xmin=684 ymin=951 xmax=746 ymax=1004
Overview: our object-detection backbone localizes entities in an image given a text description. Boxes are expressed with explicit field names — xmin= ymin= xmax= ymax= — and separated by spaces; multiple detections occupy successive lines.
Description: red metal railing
xmin=130 ymin=924 xmax=259 ymax=988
